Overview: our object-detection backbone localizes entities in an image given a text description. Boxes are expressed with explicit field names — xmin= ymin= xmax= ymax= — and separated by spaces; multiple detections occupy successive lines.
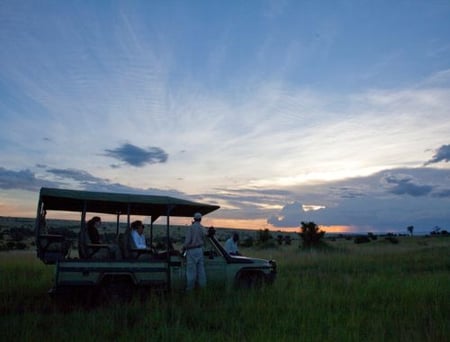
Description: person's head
xmin=232 ymin=232 xmax=239 ymax=242
xmin=131 ymin=220 xmax=144 ymax=233
xmin=88 ymin=216 xmax=101 ymax=229
xmin=193 ymin=212 xmax=202 ymax=222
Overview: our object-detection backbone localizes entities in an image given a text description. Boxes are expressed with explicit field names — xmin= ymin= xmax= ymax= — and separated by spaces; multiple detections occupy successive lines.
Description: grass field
xmin=0 ymin=236 xmax=449 ymax=341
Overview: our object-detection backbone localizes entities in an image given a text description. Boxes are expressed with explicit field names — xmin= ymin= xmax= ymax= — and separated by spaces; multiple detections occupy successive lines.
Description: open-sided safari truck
xmin=35 ymin=187 xmax=276 ymax=300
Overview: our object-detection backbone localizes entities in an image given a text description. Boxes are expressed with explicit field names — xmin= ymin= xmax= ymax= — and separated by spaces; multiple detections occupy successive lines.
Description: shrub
xmin=298 ymin=221 xmax=325 ymax=248
xmin=240 ymin=236 xmax=254 ymax=247
xmin=257 ymin=229 xmax=272 ymax=243
xmin=385 ymin=236 xmax=399 ymax=244
xmin=284 ymin=235 xmax=292 ymax=245
xmin=276 ymin=235 xmax=283 ymax=245
xmin=354 ymin=236 xmax=371 ymax=244
xmin=368 ymin=232 xmax=378 ymax=240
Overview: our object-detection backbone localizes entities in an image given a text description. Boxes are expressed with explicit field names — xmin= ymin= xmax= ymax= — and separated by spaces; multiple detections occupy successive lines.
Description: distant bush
xmin=368 ymin=232 xmax=378 ymax=240
xmin=354 ymin=236 xmax=371 ymax=244
xmin=240 ymin=236 xmax=254 ymax=247
xmin=277 ymin=235 xmax=283 ymax=245
xmin=298 ymin=221 xmax=325 ymax=248
xmin=257 ymin=229 xmax=272 ymax=244
xmin=284 ymin=235 xmax=292 ymax=245
xmin=385 ymin=236 xmax=399 ymax=244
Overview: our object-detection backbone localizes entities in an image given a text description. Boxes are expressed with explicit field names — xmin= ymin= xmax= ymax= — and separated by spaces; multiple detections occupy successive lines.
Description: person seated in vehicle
xmin=225 ymin=232 xmax=241 ymax=255
xmin=85 ymin=216 xmax=119 ymax=259
xmin=87 ymin=216 xmax=102 ymax=244
xmin=126 ymin=220 xmax=155 ymax=260
xmin=131 ymin=220 xmax=149 ymax=249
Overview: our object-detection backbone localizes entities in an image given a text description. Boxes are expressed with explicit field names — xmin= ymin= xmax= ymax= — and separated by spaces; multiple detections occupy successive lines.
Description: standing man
xmin=183 ymin=212 xmax=206 ymax=291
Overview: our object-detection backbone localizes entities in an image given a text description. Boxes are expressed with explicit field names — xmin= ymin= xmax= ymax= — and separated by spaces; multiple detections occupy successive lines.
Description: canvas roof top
xmin=39 ymin=187 xmax=220 ymax=220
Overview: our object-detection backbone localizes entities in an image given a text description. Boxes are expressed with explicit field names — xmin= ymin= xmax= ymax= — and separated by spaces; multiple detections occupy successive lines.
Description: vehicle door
xmin=203 ymin=238 xmax=227 ymax=286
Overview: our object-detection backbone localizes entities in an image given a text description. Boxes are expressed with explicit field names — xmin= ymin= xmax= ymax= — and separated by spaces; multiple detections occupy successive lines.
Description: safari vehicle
xmin=35 ymin=187 xmax=276 ymax=300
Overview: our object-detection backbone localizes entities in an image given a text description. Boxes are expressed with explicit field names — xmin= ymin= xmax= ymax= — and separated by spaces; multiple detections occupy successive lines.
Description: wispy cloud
xmin=47 ymin=168 xmax=106 ymax=183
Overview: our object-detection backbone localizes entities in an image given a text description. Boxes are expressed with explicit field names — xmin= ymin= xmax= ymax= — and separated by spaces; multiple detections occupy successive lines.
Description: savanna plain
xmin=1 ymin=235 xmax=449 ymax=342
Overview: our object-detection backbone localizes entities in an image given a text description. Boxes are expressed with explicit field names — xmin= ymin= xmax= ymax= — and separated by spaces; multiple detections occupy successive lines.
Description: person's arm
xmin=224 ymin=239 xmax=232 ymax=253
xmin=183 ymin=227 xmax=192 ymax=249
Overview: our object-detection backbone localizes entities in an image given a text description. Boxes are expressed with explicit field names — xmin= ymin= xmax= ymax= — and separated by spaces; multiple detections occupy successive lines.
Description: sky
xmin=1 ymin=0 xmax=450 ymax=234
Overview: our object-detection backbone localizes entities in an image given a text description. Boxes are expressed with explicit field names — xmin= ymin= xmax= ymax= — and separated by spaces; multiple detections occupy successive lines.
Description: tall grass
xmin=1 ymin=237 xmax=449 ymax=341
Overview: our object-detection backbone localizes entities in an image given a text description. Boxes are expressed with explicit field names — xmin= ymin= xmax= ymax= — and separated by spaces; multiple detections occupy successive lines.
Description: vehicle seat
xmin=37 ymin=234 xmax=71 ymax=264
xmin=121 ymin=227 xmax=153 ymax=260
xmin=119 ymin=227 xmax=133 ymax=259
xmin=78 ymin=225 xmax=115 ymax=260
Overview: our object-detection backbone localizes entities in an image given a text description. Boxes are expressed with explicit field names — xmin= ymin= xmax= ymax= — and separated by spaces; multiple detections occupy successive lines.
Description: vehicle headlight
xmin=269 ymin=259 xmax=277 ymax=272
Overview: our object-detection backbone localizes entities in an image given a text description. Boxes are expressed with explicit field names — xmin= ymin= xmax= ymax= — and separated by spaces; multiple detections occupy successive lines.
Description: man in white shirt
xmin=131 ymin=220 xmax=147 ymax=249
xmin=183 ymin=212 xmax=206 ymax=291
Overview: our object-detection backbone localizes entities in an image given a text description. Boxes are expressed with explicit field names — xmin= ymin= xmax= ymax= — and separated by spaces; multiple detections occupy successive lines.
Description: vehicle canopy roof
xmin=38 ymin=187 xmax=220 ymax=221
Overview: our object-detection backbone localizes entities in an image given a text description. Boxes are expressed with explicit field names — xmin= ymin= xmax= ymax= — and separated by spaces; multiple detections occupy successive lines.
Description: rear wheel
xmin=97 ymin=278 xmax=134 ymax=304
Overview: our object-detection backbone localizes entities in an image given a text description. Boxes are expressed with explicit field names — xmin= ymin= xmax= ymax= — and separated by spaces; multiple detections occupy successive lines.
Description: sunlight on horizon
xmin=0 ymin=203 xmax=395 ymax=235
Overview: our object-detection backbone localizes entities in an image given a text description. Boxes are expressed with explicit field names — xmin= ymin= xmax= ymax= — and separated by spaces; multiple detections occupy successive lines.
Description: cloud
xmin=1 ymin=163 xmax=450 ymax=233
xmin=45 ymin=168 xmax=187 ymax=197
xmin=104 ymin=143 xmax=168 ymax=167
xmin=266 ymin=167 xmax=450 ymax=232
xmin=382 ymin=173 xmax=433 ymax=197
xmin=432 ymin=189 xmax=450 ymax=198
xmin=0 ymin=167 xmax=56 ymax=191
xmin=267 ymin=201 xmax=305 ymax=227
xmin=425 ymin=144 xmax=450 ymax=165
xmin=0 ymin=165 xmax=188 ymax=200
xmin=47 ymin=168 xmax=106 ymax=183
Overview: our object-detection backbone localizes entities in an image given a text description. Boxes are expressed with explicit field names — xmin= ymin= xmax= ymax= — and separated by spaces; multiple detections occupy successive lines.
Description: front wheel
xmin=236 ymin=272 xmax=264 ymax=289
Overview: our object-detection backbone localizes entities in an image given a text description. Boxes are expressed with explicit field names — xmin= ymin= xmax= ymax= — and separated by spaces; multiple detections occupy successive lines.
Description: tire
xmin=97 ymin=279 xmax=134 ymax=304
xmin=236 ymin=272 xmax=264 ymax=289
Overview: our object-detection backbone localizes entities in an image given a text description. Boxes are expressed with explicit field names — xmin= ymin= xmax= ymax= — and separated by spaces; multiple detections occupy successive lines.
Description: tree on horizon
xmin=299 ymin=221 xmax=325 ymax=248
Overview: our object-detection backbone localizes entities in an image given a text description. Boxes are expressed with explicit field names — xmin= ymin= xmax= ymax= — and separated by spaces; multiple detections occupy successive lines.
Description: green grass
xmin=1 ymin=237 xmax=449 ymax=341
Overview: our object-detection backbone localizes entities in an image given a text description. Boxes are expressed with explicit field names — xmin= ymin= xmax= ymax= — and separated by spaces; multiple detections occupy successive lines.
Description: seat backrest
xmin=121 ymin=227 xmax=138 ymax=259
xmin=78 ymin=226 xmax=91 ymax=259
xmin=118 ymin=233 xmax=126 ymax=259
xmin=37 ymin=234 xmax=70 ymax=264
